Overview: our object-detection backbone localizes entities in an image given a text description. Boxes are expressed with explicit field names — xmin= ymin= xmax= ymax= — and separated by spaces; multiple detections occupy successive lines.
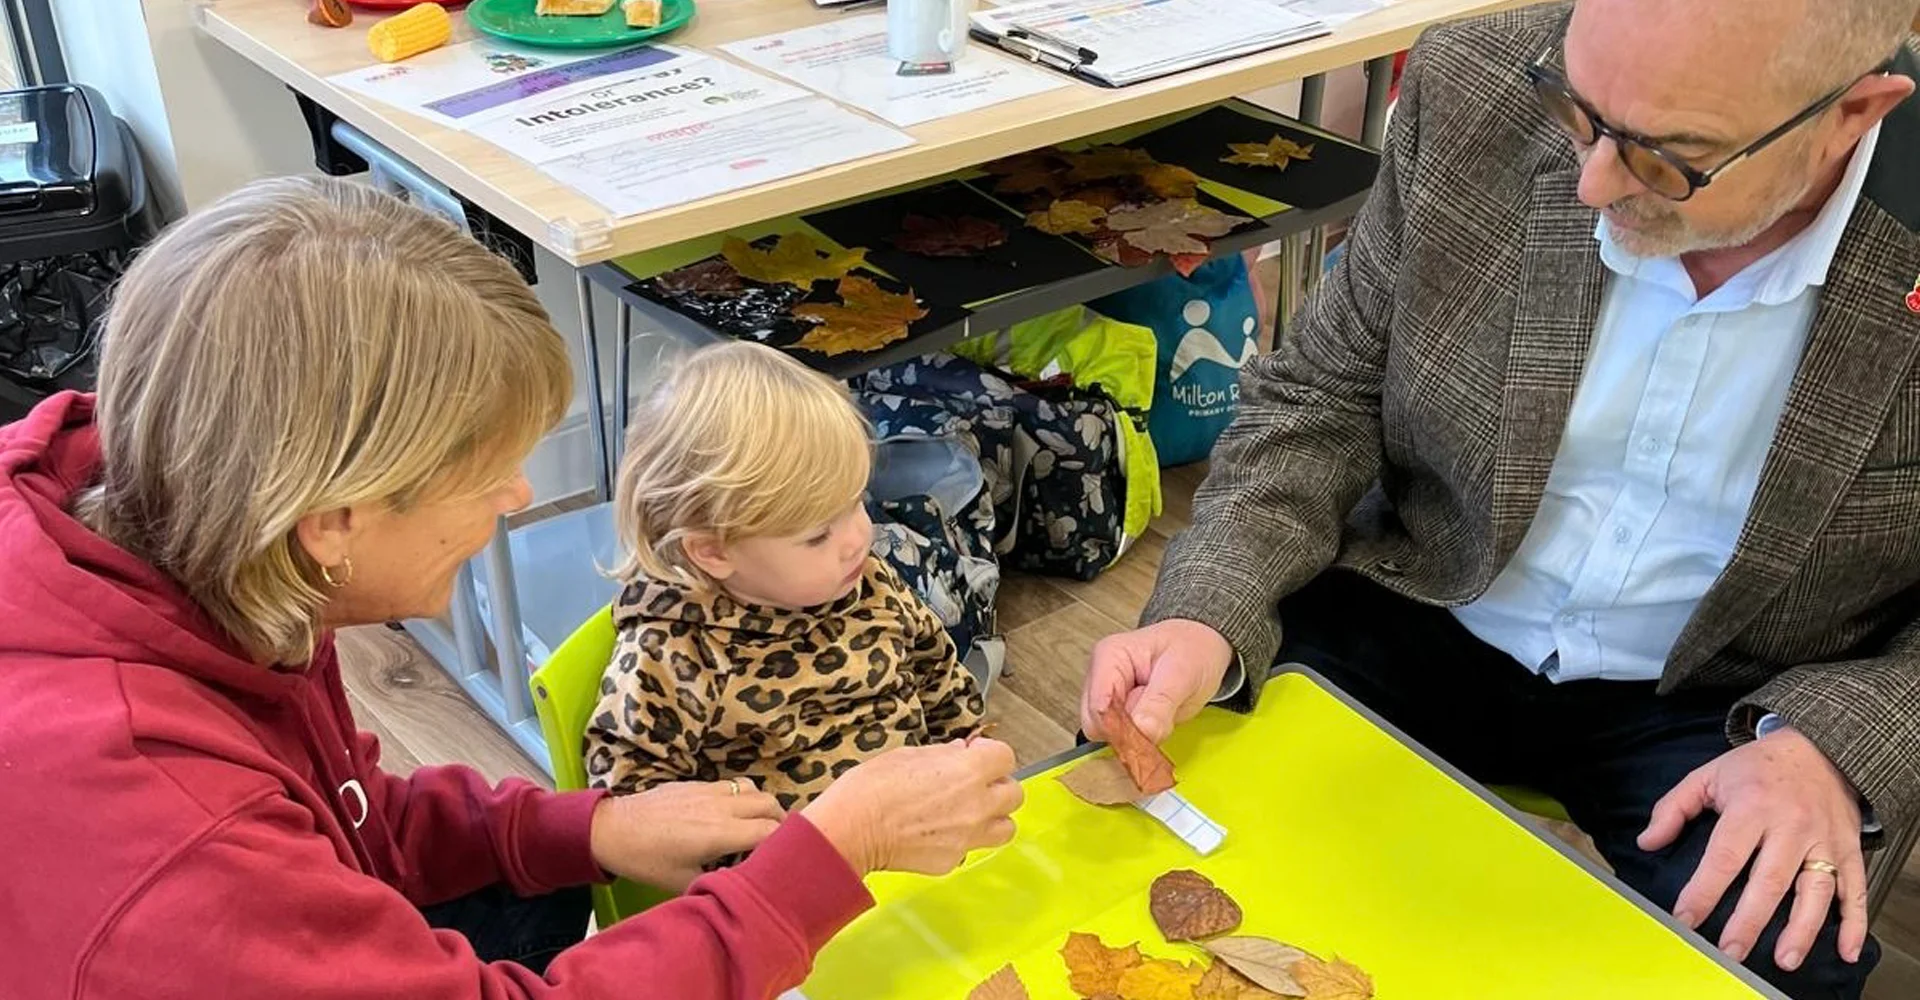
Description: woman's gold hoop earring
xmin=320 ymin=557 xmax=353 ymax=589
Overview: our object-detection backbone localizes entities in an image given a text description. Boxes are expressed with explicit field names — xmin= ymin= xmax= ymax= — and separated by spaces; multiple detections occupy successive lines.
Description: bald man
xmin=1084 ymin=1 xmax=1918 ymax=996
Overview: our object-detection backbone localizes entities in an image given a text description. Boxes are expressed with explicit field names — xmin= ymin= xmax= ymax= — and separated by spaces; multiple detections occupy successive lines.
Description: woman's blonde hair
xmin=77 ymin=176 xmax=571 ymax=665
xmin=613 ymin=341 xmax=870 ymax=586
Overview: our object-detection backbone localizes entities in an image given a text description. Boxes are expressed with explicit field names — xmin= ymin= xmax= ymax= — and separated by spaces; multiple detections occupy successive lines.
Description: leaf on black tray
xmin=652 ymin=258 xmax=745 ymax=296
xmin=789 ymin=276 xmax=928 ymax=356
xmin=892 ymin=214 xmax=1010 ymax=257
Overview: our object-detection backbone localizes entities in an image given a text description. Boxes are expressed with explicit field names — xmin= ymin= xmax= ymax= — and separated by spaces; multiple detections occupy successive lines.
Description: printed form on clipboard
xmin=970 ymin=0 xmax=1330 ymax=88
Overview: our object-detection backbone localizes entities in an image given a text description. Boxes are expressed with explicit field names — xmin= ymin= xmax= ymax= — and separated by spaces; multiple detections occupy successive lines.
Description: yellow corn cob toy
xmin=367 ymin=3 xmax=452 ymax=63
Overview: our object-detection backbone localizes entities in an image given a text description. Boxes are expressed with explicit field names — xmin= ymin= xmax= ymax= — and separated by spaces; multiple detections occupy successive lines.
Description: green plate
xmin=466 ymin=0 xmax=695 ymax=49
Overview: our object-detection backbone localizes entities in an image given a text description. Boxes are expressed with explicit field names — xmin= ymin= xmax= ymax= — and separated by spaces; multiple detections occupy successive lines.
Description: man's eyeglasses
xmin=1526 ymin=38 xmax=1895 ymax=202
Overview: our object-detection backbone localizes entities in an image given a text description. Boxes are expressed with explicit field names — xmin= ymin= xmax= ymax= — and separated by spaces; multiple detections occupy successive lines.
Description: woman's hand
xmin=802 ymin=739 xmax=1023 ymax=876
xmin=589 ymin=780 xmax=785 ymax=891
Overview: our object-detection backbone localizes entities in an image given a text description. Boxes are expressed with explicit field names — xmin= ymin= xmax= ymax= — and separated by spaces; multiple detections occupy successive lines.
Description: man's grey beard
xmin=1605 ymin=164 xmax=1820 ymax=259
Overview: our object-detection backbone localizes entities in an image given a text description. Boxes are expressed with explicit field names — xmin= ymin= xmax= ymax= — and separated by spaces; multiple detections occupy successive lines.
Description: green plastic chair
xmin=528 ymin=605 xmax=672 ymax=929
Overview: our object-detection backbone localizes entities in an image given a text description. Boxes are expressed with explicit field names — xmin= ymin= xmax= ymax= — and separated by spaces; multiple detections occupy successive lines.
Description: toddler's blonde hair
xmin=613 ymin=342 xmax=870 ymax=586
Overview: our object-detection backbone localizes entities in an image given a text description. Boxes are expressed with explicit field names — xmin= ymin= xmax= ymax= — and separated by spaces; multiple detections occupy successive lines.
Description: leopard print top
xmin=584 ymin=556 xmax=985 ymax=810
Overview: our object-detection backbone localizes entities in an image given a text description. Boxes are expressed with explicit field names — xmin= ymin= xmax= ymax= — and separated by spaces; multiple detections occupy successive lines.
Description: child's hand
xmin=589 ymin=780 xmax=786 ymax=891
xmin=801 ymin=739 xmax=1023 ymax=876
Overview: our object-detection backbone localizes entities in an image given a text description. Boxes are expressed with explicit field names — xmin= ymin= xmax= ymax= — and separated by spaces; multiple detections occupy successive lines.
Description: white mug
xmin=887 ymin=0 xmax=976 ymax=66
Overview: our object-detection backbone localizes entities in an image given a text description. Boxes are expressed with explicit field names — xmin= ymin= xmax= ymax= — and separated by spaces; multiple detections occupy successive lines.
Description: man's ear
xmin=1825 ymin=73 xmax=1915 ymax=160
xmin=294 ymin=506 xmax=358 ymax=570
xmin=680 ymin=532 xmax=736 ymax=582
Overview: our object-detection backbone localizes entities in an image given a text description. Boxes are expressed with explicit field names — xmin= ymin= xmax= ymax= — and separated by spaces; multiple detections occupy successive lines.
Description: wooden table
xmin=191 ymin=0 xmax=1537 ymax=775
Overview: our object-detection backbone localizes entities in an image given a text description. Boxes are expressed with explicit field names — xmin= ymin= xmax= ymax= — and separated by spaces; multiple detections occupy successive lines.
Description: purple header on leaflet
xmin=427 ymin=46 xmax=680 ymax=119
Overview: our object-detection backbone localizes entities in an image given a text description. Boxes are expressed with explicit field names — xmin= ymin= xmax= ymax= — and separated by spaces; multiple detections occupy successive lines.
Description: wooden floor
xmin=341 ymin=462 xmax=1920 ymax=998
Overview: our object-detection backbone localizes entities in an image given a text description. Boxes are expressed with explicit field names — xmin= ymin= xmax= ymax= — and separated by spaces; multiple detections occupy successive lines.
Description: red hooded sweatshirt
xmin=0 ymin=394 xmax=873 ymax=999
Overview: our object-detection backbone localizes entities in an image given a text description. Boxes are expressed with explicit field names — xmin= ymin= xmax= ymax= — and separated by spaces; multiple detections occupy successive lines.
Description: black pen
xmin=1005 ymin=22 xmax=1100 ymax=64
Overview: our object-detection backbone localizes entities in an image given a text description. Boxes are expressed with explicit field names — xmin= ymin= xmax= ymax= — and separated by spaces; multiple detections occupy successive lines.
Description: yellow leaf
xmin=1141 ymin=162 xmax=1202 ymax=198
xmin=968 ymin=964 xmax=1030 ymax=1000
xmin=789 ymin=276 xmax=927 ymax=356
xmin=1222 ymin=136 xmax=1315 ymax=170
xmin=1115 ymin=958 xmax=1204 ymax=1000
xmin=1291 ymin=955 xmax=1373 ymax=1000
xmin=721 ymin=233 xmax=869 ymax=287
xmin=1060 ymin=932 xmax=1143 ymax=997
xmin=1195 ymin=961 xmax=1285 ymax=1000
xmin=1026 ymin=199 xmax=1108 ymax=236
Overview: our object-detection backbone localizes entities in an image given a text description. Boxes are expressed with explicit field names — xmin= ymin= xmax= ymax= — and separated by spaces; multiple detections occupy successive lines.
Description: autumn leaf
xmin=1060 ymin=932 xmax=1143 ymax=996
xmin=985 ymin=151 xmax=1068 ymax=195
xmin=1115 ymin=957 xmax=1205 ymax=1000
xmin=1098 ymin=700 xmax=1176 ymax=794
xmin=892 ymin=214 xmax=1009 ymax=258
xmin=1148 ymin=869 xmax=1242 ymax=942
xmin=789 ymin=276 xmax=927 ymax=356
xmin=1195 ymin=961 xmax=1286 ymax=1000
xmin=1223 ymin=135 xmax=1316 ymax=170
xmin=1204 ymin=938 xmax=1309 ymax=996
xmin=1141 ymin=162 xmax=1203 ymax=198
xmin=1107 ymin=200 xmax=1251 ymax=258
xmin=652 ymin=258 xmax=744 ymax=296
xmin=721 ymin=233 xmax=869 ymax=287
xmin=1064 ymin=146 xmax=1162 ymax=184
xmin=1291 ymin=955 xmax=1374 ymax=1000
xmin=968 ymin=964 xmax=1030 ymax=1000
xmin=1058 ymin=755 xmax=1143 ymax=806
xmin=1026 ymin=199 xmax=1108 ymax=237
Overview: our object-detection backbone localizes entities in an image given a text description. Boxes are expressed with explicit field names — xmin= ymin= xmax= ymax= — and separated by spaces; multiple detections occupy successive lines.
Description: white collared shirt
xmin=1452 ymin=126 xmax=1882 ymax=683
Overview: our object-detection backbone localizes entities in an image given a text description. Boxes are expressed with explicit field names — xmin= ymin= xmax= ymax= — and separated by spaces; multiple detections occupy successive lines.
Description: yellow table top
xmin=195 ymin=0 xmax=1542 ymax=266
xmin=804 ymin=671 xmax=1778 ymax=999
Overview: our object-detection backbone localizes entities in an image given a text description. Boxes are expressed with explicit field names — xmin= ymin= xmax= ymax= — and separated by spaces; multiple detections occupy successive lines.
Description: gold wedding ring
xmin=1802 ymin=858 xmax=1840 ymax=877
xmin=727 ymin=778 xmax=741 ymax=797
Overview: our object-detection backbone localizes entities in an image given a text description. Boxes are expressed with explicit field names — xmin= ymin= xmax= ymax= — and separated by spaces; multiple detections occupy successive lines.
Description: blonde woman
xmin=0 ymin=177 xmax=1020 ymax=1000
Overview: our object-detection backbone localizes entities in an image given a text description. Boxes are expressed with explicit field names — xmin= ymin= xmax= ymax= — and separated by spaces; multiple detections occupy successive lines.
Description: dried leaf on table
xmin=1026 ymin=200 xmax=1108 ymax=237
xmin=1114 ymin=957 xmax=1205 ymax=1000
xmin=1064 ymin=146 xmax=1162 ymax=184
xmin=1057 ymin=755 xmax=1144 ymax=805
xmin=721 ymin=233 xmax=869 ymax=287
xmin=985 ymin=151 xmax=1069 ymax=195
xmin=1223 ymin=136 xmax=1316 ymax=169
xmin=1108 ymin=199 xmax=1250 ymax=256
xmin=1195 ymin=961 xmax=1286 ymax=1000
xmin=968 ymin=964 xmax=1030 ymax=1000
xmin=1060 ymin=932 xmax=1143 ymax=996
xmin=652 ymin=259 xmax=745 ymax=296
xmin=1141 ymin=162 xmax=1204 ymax=198
xmin=1097 ymin=700 xmax=1176 ymax=794
xmin=1148 ymin=869 xmax=1242 ymax=942
xmin=1290 ymin=956 xmax=1374 ymax=1000
xmin=1204 ymin=938 xmax=1309 ymax=996
xmin=892 ymin=214 xmax=1009 ymax=257
xmin=789 ymin=276 xmax=927 ymax=356
xmin=308 ymin=0 xmax=353 ymax=26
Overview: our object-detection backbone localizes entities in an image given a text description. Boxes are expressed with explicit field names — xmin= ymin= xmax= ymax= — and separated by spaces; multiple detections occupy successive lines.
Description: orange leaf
xmin=790 ymin=277 xmax=927 ymax=356
xmin=968 ymin=964 xmax=1030 ymax=1000
xmin=1060 ymin=932 xmax=1143 ymax=996
xmin=1195 ymin=961 xmax=1286 ymax=1000
xmin=1115 ymin=957 xmax=1205 ymax=1000
xmin=1148 ymin=869 xmax=1242 ymax=941
xmin=1291 ymin=955 xmax=1373 ymax=1000
xmin=1098 ymin=700 xmax=1175 ymax=794
xmin=721 ymin=233 xmax=868 ymax=287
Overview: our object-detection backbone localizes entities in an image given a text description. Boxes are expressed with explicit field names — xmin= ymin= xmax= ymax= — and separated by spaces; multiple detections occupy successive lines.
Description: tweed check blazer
xmin=1144 ymin=4 xmax=1920 ymax=828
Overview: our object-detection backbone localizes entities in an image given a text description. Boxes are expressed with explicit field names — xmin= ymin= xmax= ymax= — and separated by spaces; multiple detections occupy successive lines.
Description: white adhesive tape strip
xmin=1135 ymin=789 xmax=1228 ymax=855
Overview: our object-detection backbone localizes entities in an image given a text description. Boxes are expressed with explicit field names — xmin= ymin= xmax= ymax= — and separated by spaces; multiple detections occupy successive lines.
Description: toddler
xmin=584 ymin=341 xmax=985 ymax=810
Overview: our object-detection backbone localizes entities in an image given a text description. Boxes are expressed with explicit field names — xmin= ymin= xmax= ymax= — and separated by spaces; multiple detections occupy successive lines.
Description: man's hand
xmin=589 ymin=780 xmax=786 ymax=891
xmin=1081 ymin=619 xmax=1234 ymax=745
xmin=1638 ymin=726 xmax=1868 ymax=972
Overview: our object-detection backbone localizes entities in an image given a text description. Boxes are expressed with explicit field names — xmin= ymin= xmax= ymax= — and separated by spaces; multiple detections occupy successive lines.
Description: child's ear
xmin=680 ymin=532 xmax=735 ymax=582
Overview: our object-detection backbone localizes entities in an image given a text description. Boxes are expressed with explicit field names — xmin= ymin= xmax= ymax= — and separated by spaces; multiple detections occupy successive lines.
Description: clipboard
xmin=969 ymin=0 xmax=1329 ymax=88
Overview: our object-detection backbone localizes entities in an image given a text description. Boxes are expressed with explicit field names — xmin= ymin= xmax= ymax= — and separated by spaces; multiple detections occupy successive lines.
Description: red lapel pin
xmin=1908 ymin=274 xmax=1920 ymax=314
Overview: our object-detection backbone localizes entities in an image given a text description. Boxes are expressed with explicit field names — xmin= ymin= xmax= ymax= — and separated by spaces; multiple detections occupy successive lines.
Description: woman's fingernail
xmin=1780 ymin=950 xmax=1803 ymax=970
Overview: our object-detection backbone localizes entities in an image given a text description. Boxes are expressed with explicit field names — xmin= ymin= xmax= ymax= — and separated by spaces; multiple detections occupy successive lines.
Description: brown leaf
xmin=1064 ymin=146 xmax=1162 ymax=184
xmin=1026 ymin=199 xmax=1108 ymax=237
xmin=1291 ymin=956 xmax=1373 ymax=1000
xmin=1060 ymin=932 xmax=1143 ymax=996
xmin=1141 ymin=162 xmax=1203 ymax=198
xmin=1195 ymin=961 xmax=1285 ymax=1000
xmin=653 ymin=259 xmax=745 ymax=296
xmin=1108 ymin=199 xmax=1250 ymax=257
xmin=1057 ymin=755 xmax=1144 ymax=806
xmin=1148 ymin=869 xmax=1242 ymax=942
xmin=892 ymin=214 xmax=1009 ymax=257
xmin=1204 ymin=938 xmax=1309 ymax=996
xmin=968 ymin=964 xmax=1030 ymax=1000
xmin=985 ymin=151 xmax=1068 ymax=195
xmin=1223 ymin=136 xmax=1316 ymax=170
xmin=721 ymin=233 xmax=869 ymax=287
xmin=1098 ymin=700 xmax=1176 ymax=794
xmin=789 ymin=276 xmax=926 ymax=356
xmin=1115 ymin=958 xmax=1205 ymax=1000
